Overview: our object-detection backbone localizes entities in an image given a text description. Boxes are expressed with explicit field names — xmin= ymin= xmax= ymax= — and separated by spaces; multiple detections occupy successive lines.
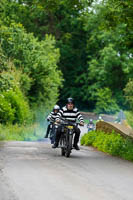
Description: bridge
xmin=96 ymin=121 xmax=133 ymax=140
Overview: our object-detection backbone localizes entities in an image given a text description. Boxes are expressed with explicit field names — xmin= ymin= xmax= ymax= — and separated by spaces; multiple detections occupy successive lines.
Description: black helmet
xmin=67 ymin=97 xmax=74 ymax=104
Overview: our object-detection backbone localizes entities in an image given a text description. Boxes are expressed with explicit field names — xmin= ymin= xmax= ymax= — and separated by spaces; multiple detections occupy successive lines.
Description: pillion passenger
xmin=45 ymin=105 xmax=60 ymax=138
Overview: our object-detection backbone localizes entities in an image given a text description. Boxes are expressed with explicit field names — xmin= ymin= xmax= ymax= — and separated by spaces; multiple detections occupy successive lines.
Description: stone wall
xmin=96 ymin=121 xmax=133 ymax=140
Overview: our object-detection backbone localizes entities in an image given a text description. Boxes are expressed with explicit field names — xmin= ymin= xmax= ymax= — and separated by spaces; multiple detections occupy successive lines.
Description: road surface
xmin=0 ymin=138 xmax=133 ymax=200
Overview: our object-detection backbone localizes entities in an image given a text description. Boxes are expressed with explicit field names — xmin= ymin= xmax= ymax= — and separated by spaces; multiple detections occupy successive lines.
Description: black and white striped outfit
xmin=55 ymin=106 xmax=84 ymax=146
xmin=45 ymin=111 xmax=58 ymax=138
xmin=47 ymin=111 xmax=58 ymax=122
xmin=56 ymin=106 xmax=84 ymax=123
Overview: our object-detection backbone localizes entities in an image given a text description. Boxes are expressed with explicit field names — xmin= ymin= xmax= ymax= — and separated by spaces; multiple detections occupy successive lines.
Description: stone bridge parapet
xmin=96 ymin=121 xmax=133 ymax=140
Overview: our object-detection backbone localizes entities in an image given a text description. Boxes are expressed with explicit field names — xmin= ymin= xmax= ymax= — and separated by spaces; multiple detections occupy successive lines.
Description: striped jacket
xmin=47 ymin=111 xmax=58 ymax=122
xmin=56 ymin=106 xmax=84 ymax=123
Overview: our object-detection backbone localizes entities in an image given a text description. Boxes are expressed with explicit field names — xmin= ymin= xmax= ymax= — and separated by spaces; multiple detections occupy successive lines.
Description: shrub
xmin=81 ymin=130 xmax=133 ymax=161
xmin=3 ymin=89 xmax=32 ymax=124
xmin=0 ymin=94 xmax=15 ymax=123
xmin=81 ymin=132 xmax=96 ymax=146
xmin=0 ymin=122 xmax=45 ymax=141
xmin=0 ymin=123 xmax=35 ymax=141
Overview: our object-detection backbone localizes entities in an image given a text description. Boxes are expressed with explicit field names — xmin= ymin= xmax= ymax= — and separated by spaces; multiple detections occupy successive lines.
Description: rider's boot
xmin=44 ymin=133 xmax=48 ymax=138
xmin=52 ymin=142 xmax=58 ymax=148
xmin=73 ymin=133 xmax=80 ymax=150
xmin=52 ymin=136 xmax=59 ymax=148
xmin=73 ymin=143 xmax=80 ymax=150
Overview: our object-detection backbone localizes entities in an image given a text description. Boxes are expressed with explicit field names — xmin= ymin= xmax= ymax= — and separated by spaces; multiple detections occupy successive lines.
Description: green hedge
xmin=81 ymin=131 xmax=133 ymax=161
xmin=0 ymin=89 xmax=32 ymax=124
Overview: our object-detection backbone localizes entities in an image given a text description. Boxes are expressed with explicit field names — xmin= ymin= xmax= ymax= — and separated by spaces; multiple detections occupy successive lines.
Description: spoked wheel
xmin=65 ymin=135 xmax=73 ymax=158
xmin=65 ymin=150 xmax=71 ymax=158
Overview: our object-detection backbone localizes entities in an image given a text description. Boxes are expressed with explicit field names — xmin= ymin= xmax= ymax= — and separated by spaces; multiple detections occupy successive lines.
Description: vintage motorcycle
xmin=87 ymin=123 xmax=95 ymax=132
xmin=59 ymin=120 xmax=80 ymax=158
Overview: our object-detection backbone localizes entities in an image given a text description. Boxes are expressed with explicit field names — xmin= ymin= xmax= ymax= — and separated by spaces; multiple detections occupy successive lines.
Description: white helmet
xmin=53 ymin=105 xmax=60 ymax=110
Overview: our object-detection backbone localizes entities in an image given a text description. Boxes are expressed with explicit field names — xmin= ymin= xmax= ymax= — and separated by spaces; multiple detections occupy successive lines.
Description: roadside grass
xmin=0 ymin=123 xmax=45 ymax=141
xmin=81 ymin=130 xmax=133 ymax=162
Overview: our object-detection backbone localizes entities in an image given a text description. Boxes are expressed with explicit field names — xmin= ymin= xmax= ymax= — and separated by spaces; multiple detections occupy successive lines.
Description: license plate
xmin=67 ymin=126 xmax=73 ymax=129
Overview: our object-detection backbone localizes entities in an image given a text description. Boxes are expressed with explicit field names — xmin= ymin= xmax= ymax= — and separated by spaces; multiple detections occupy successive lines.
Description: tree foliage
xmin=124 ymin=79 xmax=133 ymax=112
xmin=94 ymin=88 xmax=119 ymax=114
xmin=0 ymin=0 xmax=133 ymax=120
xmin=80 ymin=0 xmax=133 ymax=110
xmin=0 ymin=59 xmax=32 ymax=124
xmin=0 ymin=3 xmax=63 ymax=124
xmin=0 ymin=23 xmax=62 ymax=108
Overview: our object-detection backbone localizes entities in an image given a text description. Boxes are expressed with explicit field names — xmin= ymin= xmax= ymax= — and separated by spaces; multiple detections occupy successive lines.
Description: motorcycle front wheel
xmin=65 ymin=134 xmax=73 ymax=158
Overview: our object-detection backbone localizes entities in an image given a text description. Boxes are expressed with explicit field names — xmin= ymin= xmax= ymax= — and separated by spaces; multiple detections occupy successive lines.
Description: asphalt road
xmin=1 ymin=132 xmax=133 ymax=200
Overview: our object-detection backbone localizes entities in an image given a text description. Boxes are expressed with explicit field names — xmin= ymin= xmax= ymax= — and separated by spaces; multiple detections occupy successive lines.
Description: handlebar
xmin=56 ymin=119 xmax=84 ymax=126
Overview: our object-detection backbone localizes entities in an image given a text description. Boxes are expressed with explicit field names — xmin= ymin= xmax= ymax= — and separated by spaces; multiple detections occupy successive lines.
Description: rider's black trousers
xmin=55 ymin=125 xmax=80 ymax=145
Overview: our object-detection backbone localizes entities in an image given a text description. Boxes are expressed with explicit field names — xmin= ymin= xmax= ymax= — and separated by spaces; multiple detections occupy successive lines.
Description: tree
xmin=0 ymin=23 xmax=63 ymax=108
xmin=124 ymin=79 xmax=133 ymax=112
xmin=1 ymin=0 xmax=133 ymax=111
xmin=0 ymin=0 xmax=93 ymax=109
xmin=79 ymin=0 xmax=133 ymax=109
xmin=94 ymin=88 xmax=119 ymax=114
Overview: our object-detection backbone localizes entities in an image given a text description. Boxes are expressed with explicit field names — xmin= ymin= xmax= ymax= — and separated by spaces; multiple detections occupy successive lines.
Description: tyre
xmin=61 ymin=148 xmax=65 ymax=156
xmin=65 ymin=150 xmax=70 ymax=157
xmin=68 ymin=134 xmax=73 ymax=150
xmin=65 ymin=135 xmax=73 ymax=158
xmin=60 ymin=135 xmax=65 ymax=156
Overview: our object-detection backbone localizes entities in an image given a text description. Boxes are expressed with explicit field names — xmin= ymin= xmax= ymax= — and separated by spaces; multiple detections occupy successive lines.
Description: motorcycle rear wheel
xmin=65 ymin=151 xmax=70 ymax=157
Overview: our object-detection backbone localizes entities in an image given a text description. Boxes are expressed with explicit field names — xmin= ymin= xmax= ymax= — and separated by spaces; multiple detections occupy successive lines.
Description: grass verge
xmin=0 ymin=123 xmax=45 ymax=141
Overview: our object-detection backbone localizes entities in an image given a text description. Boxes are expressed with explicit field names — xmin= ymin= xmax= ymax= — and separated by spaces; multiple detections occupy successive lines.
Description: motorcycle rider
xmin=45 ymin=105 xmax=60 ymax=138
xmin=52 ymin=98 xmax=84 ymax=150
xmin=87 ymin=119 xmax=95 ymax=131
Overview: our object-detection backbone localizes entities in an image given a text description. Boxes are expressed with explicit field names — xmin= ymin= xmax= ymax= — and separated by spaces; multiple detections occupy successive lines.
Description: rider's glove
xmin=80 ymin=122 xmax=84 ymax=126
xmin=56 ymin=119 xmax=60 ymax=123
xmin=47 ymin=118 xmax=50 ymax=122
